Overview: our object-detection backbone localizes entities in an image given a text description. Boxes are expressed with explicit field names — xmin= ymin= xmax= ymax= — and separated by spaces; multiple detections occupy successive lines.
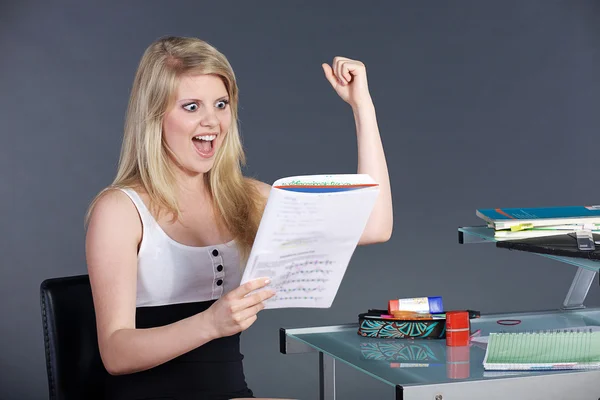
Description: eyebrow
xmin=178 ymin=95 xmax=229 ymax=103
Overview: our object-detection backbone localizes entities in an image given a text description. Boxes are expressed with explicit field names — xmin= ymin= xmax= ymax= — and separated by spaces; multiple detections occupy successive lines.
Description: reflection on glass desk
xmin=281 ymin=309 xmax=600 ymax=399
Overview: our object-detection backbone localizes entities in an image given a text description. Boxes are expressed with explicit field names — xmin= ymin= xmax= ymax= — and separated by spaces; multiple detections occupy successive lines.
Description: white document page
xmin=240 ymin=174 xmax=379 ymax=309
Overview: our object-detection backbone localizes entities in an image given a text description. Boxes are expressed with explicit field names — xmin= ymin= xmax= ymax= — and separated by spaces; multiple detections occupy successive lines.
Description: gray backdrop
xmin=2 ymin=1 xmax=599 ymax=399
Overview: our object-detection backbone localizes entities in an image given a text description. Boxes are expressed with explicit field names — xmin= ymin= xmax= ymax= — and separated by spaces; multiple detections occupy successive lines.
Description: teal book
xmin=476 ymin=206 xmax=600 ymax=230
xmin=483 ymin=330 xmax=600 ymax=371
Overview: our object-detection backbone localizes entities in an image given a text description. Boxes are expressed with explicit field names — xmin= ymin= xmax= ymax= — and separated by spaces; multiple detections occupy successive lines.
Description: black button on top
xmin=216 ymin=279 xmax=223 ymax=286
xmin=216 ymin=265 xmax=223 ymax=272
xmin=212 ymin=249 xmax=219 ymax=257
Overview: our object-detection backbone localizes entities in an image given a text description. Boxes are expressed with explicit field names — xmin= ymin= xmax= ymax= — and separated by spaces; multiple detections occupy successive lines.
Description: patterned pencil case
xmin=357 ymin=309 xmax=447 ymax=340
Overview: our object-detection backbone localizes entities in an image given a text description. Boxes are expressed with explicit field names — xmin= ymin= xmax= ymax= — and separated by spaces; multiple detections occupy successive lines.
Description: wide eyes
xmin=183 ymin=103 xmax=198 ymax=112
xmin=182 ymin=99 xmax=229 ymax=112
xmin=216 ymin=100 xmax=229 ymax=109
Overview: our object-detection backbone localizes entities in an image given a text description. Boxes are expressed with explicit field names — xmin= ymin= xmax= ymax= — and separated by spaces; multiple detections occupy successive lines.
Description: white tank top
xmin=119 ymin=188 xmax=243 ymax=307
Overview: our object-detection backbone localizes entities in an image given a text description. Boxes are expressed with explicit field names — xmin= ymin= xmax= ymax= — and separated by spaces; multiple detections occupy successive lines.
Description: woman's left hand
xmin=322 ymin=57 xmax=372 ymax=109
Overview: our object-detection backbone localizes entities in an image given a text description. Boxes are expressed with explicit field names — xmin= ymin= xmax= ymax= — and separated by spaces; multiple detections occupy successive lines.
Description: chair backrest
xmin=40 ymin=274 xmax=108 ymax=400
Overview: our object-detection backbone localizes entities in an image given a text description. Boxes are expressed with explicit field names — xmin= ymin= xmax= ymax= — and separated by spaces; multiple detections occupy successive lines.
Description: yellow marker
xmin=391 ymin=311 xmax=434 ymax=319
xmin=510 ymin=223 xmax=534 ymax=232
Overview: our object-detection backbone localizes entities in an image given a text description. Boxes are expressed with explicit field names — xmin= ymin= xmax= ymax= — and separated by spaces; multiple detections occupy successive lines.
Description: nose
xmin=199 ymin=107 xmax=219 ymax=128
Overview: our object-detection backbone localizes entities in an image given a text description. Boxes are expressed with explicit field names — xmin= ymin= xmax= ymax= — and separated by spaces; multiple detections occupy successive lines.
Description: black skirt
xmin=103 ymin=300 xmax=254 ymax=400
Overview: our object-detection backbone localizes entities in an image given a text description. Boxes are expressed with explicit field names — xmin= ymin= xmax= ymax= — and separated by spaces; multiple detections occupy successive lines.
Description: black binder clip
xmin=575 ymin=230 xmax=595 ymax=251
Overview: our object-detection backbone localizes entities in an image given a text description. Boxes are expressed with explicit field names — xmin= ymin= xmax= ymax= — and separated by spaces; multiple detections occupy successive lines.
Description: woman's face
xmin=162 ymin=73 xmax=231 ymax=176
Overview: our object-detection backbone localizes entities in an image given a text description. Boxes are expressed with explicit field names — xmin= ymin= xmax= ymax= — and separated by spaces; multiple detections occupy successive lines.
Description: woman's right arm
xmin=86 ymin=190 xmax=274 ymax=375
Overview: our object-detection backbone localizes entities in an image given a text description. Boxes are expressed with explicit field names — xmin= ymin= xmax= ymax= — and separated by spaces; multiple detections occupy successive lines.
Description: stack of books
xmin=476 ymin=206 xmax=600 ymax=241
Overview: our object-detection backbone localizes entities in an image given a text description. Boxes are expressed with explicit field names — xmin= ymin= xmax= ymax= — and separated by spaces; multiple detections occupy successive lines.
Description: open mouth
xmin=192 ymin=134 xmax=217 ymax=157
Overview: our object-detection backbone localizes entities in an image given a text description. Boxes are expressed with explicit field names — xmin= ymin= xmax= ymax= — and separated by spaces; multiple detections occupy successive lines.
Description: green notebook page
xmin=483 ymin=330 xmax=600 ymax=370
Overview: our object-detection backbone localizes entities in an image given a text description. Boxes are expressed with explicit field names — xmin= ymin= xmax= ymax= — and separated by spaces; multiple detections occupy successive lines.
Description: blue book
xmin=476 ymin=206 xmax=600 ymax=230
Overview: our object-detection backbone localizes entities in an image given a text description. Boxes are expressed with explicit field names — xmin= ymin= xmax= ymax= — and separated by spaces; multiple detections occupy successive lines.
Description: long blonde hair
xmin=86 ymin=36 xmax=265 ymax=264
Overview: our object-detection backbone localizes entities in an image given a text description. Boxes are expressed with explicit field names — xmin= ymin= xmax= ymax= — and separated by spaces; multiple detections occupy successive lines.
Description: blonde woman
xmin=85 ymin=36 xmax=392 ymax=400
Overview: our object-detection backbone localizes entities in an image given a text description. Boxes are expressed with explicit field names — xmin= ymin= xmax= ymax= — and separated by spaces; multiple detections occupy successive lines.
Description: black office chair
xmin=40 ymin=274 xmax=108 ymax=400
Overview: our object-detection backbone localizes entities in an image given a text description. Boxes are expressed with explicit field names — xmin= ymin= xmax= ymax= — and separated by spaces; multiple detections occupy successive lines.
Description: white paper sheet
xmin=240 ymin=174 xmax=380 ymax=309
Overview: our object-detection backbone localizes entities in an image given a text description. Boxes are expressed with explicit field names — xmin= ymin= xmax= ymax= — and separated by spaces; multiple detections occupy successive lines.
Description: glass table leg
xmin=562 ymin=267 xmax=597 ymax=310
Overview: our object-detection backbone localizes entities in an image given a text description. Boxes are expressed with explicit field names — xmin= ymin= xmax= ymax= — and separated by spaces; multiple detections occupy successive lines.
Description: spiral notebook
xmin=483 ymin=330 xmax=600 ymax=371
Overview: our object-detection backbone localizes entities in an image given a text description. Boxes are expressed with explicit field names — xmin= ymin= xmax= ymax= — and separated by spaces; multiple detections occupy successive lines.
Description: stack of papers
xmin=475 ymin=206 xmax=600 ymax=241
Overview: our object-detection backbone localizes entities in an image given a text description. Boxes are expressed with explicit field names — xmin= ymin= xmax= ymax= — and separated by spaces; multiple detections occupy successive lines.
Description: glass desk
xmin=280 ymin=227 xmax=600 ymax=399
xmin=281 ymin=309 xmax=600 ymax=399
xmin=458 ymin=226 xmax=600 ymax=310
